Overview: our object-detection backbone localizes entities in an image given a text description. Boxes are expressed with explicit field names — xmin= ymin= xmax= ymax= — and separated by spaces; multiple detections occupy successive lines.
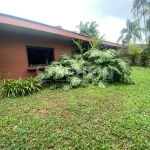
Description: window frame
xmin=26 ymin=46 xmax=54 ymax=67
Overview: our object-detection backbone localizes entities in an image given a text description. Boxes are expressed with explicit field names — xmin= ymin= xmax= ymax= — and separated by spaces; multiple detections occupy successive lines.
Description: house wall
xmin=0 ymin=31 xmax=71 ymax=79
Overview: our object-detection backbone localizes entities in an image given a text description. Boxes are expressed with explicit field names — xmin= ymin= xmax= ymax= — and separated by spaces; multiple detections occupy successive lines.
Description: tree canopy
xmin=76 ymin=21 xmax=99 ymax=37
xmin=117 ymin=19 xmax=141 ymax=44
xmin=131 ymin=0 xmax=150 ymax=43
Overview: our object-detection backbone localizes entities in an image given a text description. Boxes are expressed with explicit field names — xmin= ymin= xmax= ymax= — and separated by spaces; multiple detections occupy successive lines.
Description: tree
xmin=146 ymin=18 xmax=150 ymax=32
xmin=131 ymin=0 xmax=150 ymax=43
xmin=139 ymin=0 xmax=149 ymax=43
xmin=117 ymin=19 xmax=141 ymax=44
xmin=131 ymin=0 xmax=143 ymax=43
xmin=141 ymin=37 xmax=150 ymax=67
xmin=76 ymin=21 xmax=99 ymax=37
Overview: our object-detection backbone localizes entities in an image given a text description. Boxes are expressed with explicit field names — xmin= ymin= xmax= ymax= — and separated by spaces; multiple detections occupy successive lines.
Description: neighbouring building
xmin=0 ymin=13 xmax=124 ymax=79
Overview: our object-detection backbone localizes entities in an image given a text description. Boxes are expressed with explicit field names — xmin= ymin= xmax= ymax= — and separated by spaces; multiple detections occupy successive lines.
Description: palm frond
xmin=117 ymin=35 xmax=124 ymax=43
xmin=72 ymin=40 xmax=85 ymax=54
xmin=121 ymin=28 xmax=128 ymax=34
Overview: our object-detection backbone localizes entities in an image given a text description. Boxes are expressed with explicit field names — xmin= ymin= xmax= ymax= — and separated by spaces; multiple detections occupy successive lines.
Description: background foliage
xmin=141 ymin=38 xmax=150 ymax=67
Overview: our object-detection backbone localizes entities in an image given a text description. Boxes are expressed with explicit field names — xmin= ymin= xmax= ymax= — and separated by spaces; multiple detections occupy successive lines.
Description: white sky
xmin=0 ymin=0 xmax=133 ymax=43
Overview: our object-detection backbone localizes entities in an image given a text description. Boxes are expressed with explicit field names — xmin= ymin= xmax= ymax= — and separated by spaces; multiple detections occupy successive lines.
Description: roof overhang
xmin=0 ymin=13 xmax=124 ymax=49
xmin=0 ymin=13 xmax=91 ymax=42
xmin=103 ymin=41 xmax=123 ymax=49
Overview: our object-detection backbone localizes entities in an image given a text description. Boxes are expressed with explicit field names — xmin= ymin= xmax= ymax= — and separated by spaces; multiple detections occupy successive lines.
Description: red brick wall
xmin=0 ymin=31 xmax=71 ymax=79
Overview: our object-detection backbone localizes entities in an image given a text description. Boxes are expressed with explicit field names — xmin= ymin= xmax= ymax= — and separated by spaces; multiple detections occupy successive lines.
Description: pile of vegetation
xmin=37 ymin=38 xmax=133 ymax=90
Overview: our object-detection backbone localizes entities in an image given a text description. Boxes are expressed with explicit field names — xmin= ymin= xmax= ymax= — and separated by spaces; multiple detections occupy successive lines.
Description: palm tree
xmin=76 ymin=21 xmax=99 ymax=37
xmin=139 ymin=0 xmax=149 ymax=43
xmin=140 ymin=7 xmax=148 ymax=42
xmin=117 ymin=19 xmax=141 ymax=44
xmin=131 ymin=0 xmax=143 ymax=43
xmin=76 ymin=21 xmax=90 ymax=36
xmin=131 ymin=0 xmax=150 ymax=43
xmin=88 ymin=21 xmax=99 ymax=37
xmin=146 ymin=18 xmax=150 ymax=32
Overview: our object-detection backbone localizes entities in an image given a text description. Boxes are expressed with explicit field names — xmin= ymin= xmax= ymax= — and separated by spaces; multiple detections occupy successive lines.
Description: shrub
xmin=83 ymin=49 xmax=133 ymax=84
xmin=37 ymin=41 xmax=133 ymax=90
xmin=127 ymin=44 xmax=142 ymax=66
xmin=141 ymin=39 xmax=150 ymax=67
xmin=0 ymin=77 xmax=42 ymax=97
xmin=119 ymin=44 xmax=142 ymax=66
xmin=127 ymin=44 xmax=141 ymax=54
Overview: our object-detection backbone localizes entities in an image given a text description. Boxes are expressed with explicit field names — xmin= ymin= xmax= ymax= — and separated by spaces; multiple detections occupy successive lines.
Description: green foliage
xmin=76 ymin=21 xmax=99 ymax=37
xmin=127 ymin=44 xmax=142 ymax=54
xmin=117 ymin=19 xmax=141 ymax=44
xmin=38 ymin=48 xmax=133 ymax=90
xmin=89 ymin=35 xmax=105 ymax=49
xmin=141 ymin=38 xmax=150 ymax=67
xmin=72 ymin=40 xmax=85 ymax=54
xmin=60 ymin=52 xmax=71 ymax=60
xmin=119 ymin=44 xmax=142 ymax=66
xmin=84 ymin=49 xmax=133 ymax=84
xmin=146 ymin=18 xmax=150 ymax=32
xmin=0 ymin=77 xmax=42 ymax=97
xmin=68 ymin=77 xmax=81 ymax=87
xmin=132 ymin=0 xmax=150 ymax=43
xmin=36 ymin=36 xmax=133 ymax=90
xmin=98 ymin=81 xmax=108 ymax=88
xmin=43 ymin=65 xmax=72 ymax=80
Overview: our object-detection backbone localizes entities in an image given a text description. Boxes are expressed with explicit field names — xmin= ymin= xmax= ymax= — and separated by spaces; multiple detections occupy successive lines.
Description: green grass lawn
xmin=0 ymin=67 xmax=150 ymax=150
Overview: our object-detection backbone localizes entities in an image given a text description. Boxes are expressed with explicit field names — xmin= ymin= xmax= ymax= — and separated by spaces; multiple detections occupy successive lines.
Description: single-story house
xmin=0 ymin=13 xmax=124 ymax=79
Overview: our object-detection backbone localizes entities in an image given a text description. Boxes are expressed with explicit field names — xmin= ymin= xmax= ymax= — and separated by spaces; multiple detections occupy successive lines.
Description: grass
xmin=0 ymin=67 xmax=150 ymax=149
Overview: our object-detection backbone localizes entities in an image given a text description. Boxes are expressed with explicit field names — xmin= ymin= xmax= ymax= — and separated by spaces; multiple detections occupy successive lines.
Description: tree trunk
xmin=138 ymin=17 xmax=144 ymax=43
xmin=144 ymin=16 xmax=148 ymax=43
xmin=137 ymin=8 xmax=144 ymax=44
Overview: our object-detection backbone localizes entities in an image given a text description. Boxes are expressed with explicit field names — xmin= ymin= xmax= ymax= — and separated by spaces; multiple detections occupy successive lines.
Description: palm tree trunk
xmin=142 ymin=5 xmax=148 ymax=43
xmin=144 ymin=16 xmax=148 ymax=43
xmin=138 ymin=17 xmax=144 ymax=43
xmin=137 ymin=6 xmax=144 ymax=44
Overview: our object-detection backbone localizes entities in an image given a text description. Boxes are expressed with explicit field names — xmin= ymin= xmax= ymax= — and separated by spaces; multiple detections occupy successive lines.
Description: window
xmin=75 ymin=49 xmax=81 ymax=54
xmin=26 ymin=46 xmax=54 ymax=66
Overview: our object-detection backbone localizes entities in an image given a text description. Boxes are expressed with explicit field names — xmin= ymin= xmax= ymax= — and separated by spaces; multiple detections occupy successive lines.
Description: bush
xmin=37 ymin=41 xmax=133 ymax=90
xmin=141 ymin=39 xmax=150 ymax=67
xmin=126 ymin=53 xmax=141 ymax=65
xmin=127 ymin=44 xmax=142 ymax=66
xmin=0 ymin=77 xmax=42 ymax=97
xmin=127 ymin=44 xmax=141 ymax=54
xmin=119 ymin=44 xmax=142 ymax=66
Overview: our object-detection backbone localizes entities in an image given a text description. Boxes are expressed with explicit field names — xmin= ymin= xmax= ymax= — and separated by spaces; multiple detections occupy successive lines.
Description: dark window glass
xmin=26 ymin=47 xmax=54 ymax=66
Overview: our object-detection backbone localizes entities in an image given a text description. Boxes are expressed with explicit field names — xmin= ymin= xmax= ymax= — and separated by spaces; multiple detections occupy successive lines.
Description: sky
xmin=0 ymin=0 xmax=133 ymax=43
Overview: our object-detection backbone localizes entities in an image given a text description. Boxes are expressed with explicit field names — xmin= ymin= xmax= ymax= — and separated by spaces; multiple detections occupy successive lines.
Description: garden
xmin=1 ymin=0 xmax=150 ymax=148
xmin=0 ymin=35 xmax=150 ymax=149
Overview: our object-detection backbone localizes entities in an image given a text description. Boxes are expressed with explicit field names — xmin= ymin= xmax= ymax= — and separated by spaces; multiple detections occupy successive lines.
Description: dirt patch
xmin=86 ymin=120 xmax=91 ymax=126
xmin=39 ymin=95 xmax=46 ymax=100
xmin=45 ymin=99 xmax=68 ymax=111
xmin=61 ymin=109 xmax=72 ymax=122
xmin=28 ymin=108 xmax=47 ymax=120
